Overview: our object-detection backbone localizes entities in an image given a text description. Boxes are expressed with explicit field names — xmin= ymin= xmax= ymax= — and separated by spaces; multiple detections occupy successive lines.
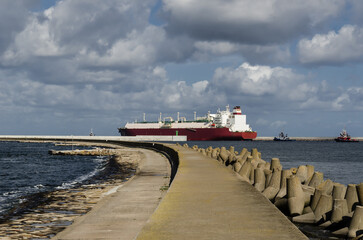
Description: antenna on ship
xmin=159 ymin=112 xmax=162 ymax=123
xmin=177 ymin=112 xmax=180 ymax=122
xmin=143 ymin=113 xmax=146 ymax=122
xmin=194 ymin=111 xmax=196 ymax=121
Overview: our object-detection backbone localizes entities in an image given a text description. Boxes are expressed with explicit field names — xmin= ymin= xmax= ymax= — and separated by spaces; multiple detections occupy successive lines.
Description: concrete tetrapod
xmin=287 ymin=175 xmax=305 ymax=216
xmin=251 ymin=148 xmax=259 ymax=160
xmin=262 ymin=169 xmax=281 ymax=200
xmin=292 ymin=212 xmax=316 ymax=224
xmin=270 ymin=158 xmax=282 ymax=171
xmin=239 ymin=147 xmax=248 ymax=157
xmin=233 ymin=161 xmax=243 ymax=173
xmin=254 ymin=167 xmax=266 ymax=192
xmin=356 ymin=183 xmax=363 ymax=205
xmin=348 ymin=205 xmax=363 ymax=238
xmin=304 ymin=165 xmax=315 ymax=185
xmin=331 ymin=199 xmax=349 ymax=223
xmin=211 ymin=148 xmax=219 ymax=159
xmin=275 ymin=169 xmax=293 ymax=200
xmin=219 ymin=147 xmax=230 ymax=164
xmin=228 ymin=146 xmax=235 ymax=155
xmin=310 ymin=189 xmax=323 ymax=212
xmin=265 ymin=170 xmax=272 ymax=188
xmin=238 ymin=157 xmax=252 ymax=183
xmin=317 ymin=179 xmax=334 ymax=195
xmin=226 ymin=153 xmax=236 ymax=166
xmin=249 ymin=161 xmax=255 ymax=185
xmin=314 ymin=194 xmax=333 ymax=223
xmin=332 ymin=183 xmax=347 ymax=200
xmin=346 ymin=184 xmax=359 ymax=213
xmin=308 ymin=172 xmax=324 ymax=188
xmin=301 ymin=185 xmax=315 ymax=206
xmin=296 ymin=165 xmax=308 ymax=183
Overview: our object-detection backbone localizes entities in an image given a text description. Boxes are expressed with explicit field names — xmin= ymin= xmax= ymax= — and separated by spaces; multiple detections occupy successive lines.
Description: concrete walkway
xmin=53 ymin=148 xmax=170 ymax=240
xmin=136 ymin=145 xmax=308 ymax=240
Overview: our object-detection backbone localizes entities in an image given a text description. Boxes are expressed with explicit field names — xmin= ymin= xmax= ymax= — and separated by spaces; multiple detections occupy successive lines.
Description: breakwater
xmin=1 ymin=137 xmax=362 ymax=239
xmin=186 ymin=143 xmax=363 ymax=239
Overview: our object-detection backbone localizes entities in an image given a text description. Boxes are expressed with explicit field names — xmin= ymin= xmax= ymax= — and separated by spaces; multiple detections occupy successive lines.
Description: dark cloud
xmin=0 ymin=1 xmax=35 ymax=54
xmin=161 ymin=0 xmax=345 ymax=44
xmin=49 ymin=0 xmax=156 ymax=54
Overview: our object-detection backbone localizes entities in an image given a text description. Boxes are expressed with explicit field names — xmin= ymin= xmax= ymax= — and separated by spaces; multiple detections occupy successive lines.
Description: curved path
xmin=53 ymin=142 xmax=308 ymax=240
xmin=53 ymin=148 xmax=170 ymax=240
xmin=136 ymin=145 xmax=308 ymax=240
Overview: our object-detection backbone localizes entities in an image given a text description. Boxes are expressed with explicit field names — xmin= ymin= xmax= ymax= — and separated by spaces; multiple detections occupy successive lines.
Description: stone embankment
xmin=49 ymin=148 xmax=120 ymax=156
xmin=186 ymin=143 xmax=363 ymax=239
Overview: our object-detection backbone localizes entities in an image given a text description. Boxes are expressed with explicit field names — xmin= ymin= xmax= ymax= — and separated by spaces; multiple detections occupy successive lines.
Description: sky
xmin=0 ymin=0 xmax=363 ymax=137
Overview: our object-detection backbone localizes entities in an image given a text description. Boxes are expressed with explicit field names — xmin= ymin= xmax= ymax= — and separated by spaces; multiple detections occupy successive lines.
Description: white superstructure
xmin=125 ymin=105 xmax=253 ymax=132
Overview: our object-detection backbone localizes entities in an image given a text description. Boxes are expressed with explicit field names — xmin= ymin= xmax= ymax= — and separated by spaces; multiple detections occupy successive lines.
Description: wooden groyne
xmin=188 ymin=143 xmax=363 ymax=239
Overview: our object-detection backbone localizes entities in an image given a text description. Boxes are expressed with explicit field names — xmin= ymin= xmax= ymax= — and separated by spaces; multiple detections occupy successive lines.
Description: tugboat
xmin=335 ymin=129 xmax=359 ymax=142
xmin=274 ymin=132 xmax=295 ymax=141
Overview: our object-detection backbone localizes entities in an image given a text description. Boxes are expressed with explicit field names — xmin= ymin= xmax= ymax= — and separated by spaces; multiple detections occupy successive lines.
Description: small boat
xmin=335 ymin=129 xmax=358 ymax=142
xmin=274 ymin=132 xmax=295 ymax=141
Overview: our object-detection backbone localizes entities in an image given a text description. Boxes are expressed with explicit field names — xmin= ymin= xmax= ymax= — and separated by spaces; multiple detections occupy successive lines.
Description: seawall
xmin=0 ymin=136 xmax=311 ymax=239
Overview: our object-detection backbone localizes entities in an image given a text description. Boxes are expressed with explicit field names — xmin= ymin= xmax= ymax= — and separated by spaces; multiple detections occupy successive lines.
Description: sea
xmin=0 ymin=140 xmax=362 ymax=222
xmin=0 ymin=141 xmax=109 ymax=221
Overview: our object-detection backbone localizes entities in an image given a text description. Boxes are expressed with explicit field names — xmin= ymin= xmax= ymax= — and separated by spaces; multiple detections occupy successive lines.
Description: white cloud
xmin=210 ymin=63 xmax=307 ymax=99
xmin=298 ymin=25 xmax=363 ymax=65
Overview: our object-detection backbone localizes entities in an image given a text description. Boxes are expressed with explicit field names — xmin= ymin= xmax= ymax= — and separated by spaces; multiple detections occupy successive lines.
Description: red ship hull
xmin=335 ymin=137 xmax=359 ymax=142
xmin=118 ymin=127 xmax=257 ymax=141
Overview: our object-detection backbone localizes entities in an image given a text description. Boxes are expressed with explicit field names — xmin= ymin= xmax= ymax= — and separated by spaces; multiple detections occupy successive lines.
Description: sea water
xmin=0 ymin=141 xmax=108 ymax=219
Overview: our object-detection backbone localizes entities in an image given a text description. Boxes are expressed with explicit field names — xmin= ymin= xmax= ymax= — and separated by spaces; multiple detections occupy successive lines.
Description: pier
xmin=0 ymin=136 xmax=312 ymax=239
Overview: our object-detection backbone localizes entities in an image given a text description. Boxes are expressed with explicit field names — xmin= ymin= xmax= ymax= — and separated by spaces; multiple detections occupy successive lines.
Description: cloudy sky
xmin=1 ymin=0 xmax=363 ymax=137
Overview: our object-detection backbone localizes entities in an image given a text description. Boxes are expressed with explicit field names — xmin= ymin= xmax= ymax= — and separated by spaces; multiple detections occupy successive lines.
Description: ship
xmin=273 ymin=132 xmax=295 ymax=141
xmin=335 ymin=128 xmax=359 ymax=142
xmin=118 ymin=105 xmax=257 ymax=141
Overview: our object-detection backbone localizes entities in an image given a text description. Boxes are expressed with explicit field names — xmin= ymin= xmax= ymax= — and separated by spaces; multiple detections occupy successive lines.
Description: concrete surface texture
xmin=52 ymin=148 xmax=170 ymax=240
xmin=136 ymin=145 xmax=308 ymax=240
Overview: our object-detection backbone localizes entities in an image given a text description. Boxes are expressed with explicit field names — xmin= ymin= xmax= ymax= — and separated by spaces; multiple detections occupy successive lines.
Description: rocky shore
xmin=0 ymin=143 xmax=142 ymax=239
